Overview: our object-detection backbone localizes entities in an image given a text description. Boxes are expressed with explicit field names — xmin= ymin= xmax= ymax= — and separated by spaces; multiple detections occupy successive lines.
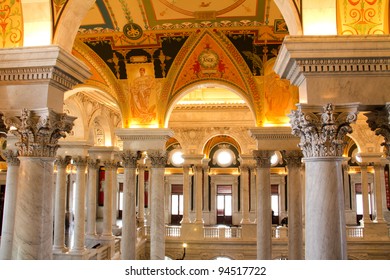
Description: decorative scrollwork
xmin=289 ymin=103 xmax=359 ymax=158
xmin=365 ymin=104 xmax=390 ymax=157
xmin=148 ymin=150 xmax=168 ymax=168
xmin=2 ymin=108 xmax=76 ymax=158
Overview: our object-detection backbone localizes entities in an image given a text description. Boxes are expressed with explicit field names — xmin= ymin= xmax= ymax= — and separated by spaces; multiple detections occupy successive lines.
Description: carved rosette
xmin=365 ymin=104 xmax=390 ymax=157
xmin=253 ymin=150 xmax=273 ymax=168
xmin=148 ymin=150 xmax=167 ymax=168
xmin=55 ymin=155 xmax=71 ymax=169
xmin=2 ymin=149 xmax=20 ymax=166
xmin=288 ymin=103 xmax=358 ymax=158
xmin=282 ymin=150 xmax=303 ymax=168
xmin=120 ymin=150 xmax=140 ymax=169
xmin=2 ymin=108 xmax=76 ymax=158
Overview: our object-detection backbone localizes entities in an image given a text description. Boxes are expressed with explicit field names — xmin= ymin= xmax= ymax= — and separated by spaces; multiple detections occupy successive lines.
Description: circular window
xmin=170 ymin=150 xmax=184 ymax=167
xmin=213 ymin=148 xmax=236 ymax=167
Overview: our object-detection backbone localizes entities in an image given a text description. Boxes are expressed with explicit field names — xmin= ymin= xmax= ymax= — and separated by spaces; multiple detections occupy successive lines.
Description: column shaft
xmin=0 ymin=151 xmax=19 ymax=260
xmin=373 ymin=162 xmax=386 ymax=222
xmin=53 ymin=156 xmax=71 ymax=253
xmin=194 ymin=165 xmax=203 ymax=224
xmin=360 ymin=164 xmax=372 ymax=224
xmin=138 ymin=165 xmax=145 ymax=227
xmin=102 ymin=162 xmax=114 ymax=236
xmin=148 ymin=150 xmax=167 ymax=260
xmin=86 ymin=159 xmax=99 ymax=237
xmin=253 ymin=150 xmax=273 ymax=260
xmin=240 ymin=165 xmax=250 ymax=224
xmin=71 ymin=157 xmax=88 ymax=253
xmin=181 ymin=165 xmax=191 ymax=224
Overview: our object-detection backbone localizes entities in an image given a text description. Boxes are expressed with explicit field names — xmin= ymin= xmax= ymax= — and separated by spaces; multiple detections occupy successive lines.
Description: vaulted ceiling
xmin=76 ymin=0 xmax=288 ymax=81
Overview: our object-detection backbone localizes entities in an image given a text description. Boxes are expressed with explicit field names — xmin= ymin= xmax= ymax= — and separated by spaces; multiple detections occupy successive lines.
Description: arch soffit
xmin=52 ymin=0 xmax=96 ymax=52
xmin=273 ymin=0 xmax=303 ymax=36
xmin=164 ymin=80 xmax=257 ymax=128
xmin=160 ymin=29 xmax=261 ymax=126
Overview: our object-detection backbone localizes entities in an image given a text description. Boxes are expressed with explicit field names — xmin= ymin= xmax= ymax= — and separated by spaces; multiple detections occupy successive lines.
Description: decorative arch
xmin=273 ymin=0 xmax=303 ymax=35
xmin=52 ymin=0 xmax=96 ymax=52
xmin=164 ymin=80 xmax=257 ymax=128
xmin=160 ymin=29 xmax=262 ymax=127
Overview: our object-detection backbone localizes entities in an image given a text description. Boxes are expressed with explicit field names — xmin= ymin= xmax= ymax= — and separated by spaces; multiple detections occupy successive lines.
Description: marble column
xmin=202 ymin=160 xmax=210 ymax=213
xmin=120 ymin=150 xmax=139 ymax=260
xmin=70 ymin=156 xmax=88 ymax=254
xmin=102 ymin=161 xmax=115 ymax=237
xmin=253 ymin=150 xmax=273 ymax=260
xmin=86 ymin=159 xmax=100 ymax=237
xmin=283 ymin=150 xmax=303 ymax=260
xmin=240 ymin=164 xmax=251 ymax=224
xmin=289 ymin=103 xmax=358 ymax=260
xmin=3 ymin=108 xmax=76 ymax=260
xmin=111 ymin=162 xmax=119 ymax=229
xmin=373 ymin=161 xmax=387 ymax=222
xmin=359 ymin=163 xmax=372 ymax=224
xmin=181 ymin=164 xmax=191 ymax=224
xmin=342 ymin=161 xmax=352 ymax=210
xmin=193 ymin=164 xmax=204 ymax=224
xmin=0 ymin=150 xmax=20 ymax=260
xmin=138 ymin=164 xmax=146 ymax=227
xmin=52 ymin=155 xmax=71 ymax=253
xmin=148 ymin=149 xmax=168 ymax=260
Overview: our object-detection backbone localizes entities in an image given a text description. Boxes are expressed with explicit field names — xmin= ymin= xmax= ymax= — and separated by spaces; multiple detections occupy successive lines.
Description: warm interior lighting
xmin=22 ymin=1 xmax=52 ymax=46
xmin=171 ymin=151 xmax=184 ymax=166
xmin=182 ymin=243 xmax=187 ymax=248
xmin=302 ymin=0 xmax=337 ymax=35
xmin=217 ymin=150 xmax=232 ymax=166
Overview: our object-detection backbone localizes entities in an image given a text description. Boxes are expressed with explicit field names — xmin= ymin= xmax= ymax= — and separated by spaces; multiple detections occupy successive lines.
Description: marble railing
xmin=140 ymin=225 xmax=390 ymax=241
xmin=346 ymin=226 xmax=364 ymax=238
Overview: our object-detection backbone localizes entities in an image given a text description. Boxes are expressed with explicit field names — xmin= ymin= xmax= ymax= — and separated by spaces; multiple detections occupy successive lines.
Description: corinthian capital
xmin=289 ymin=103 xmax=358 ymax=158
xmin=120 ymin=150 xmax=140 ymax=168
xmin=2 ymin=108 xmax=76 ymax=158
xmin=364 ymin=103 xmax=390 ymax=157
xmin=148 ymin=149 xmax=167 ymax=168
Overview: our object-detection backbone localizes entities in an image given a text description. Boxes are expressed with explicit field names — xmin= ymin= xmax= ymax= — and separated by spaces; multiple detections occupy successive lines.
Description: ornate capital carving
xmin=55 ymin=155 xmax=71 ymax=168
xmin=87 ymin=158 xmax=100 ymax=170
xmin=120 ymin=150 xmax=140 ymax=168
xmin=289 ymin=103 xmax=358 ymax=158
xmin=148 ymin=150 xmax=167 ymax=168
xmin=104 ymin=160 xmax=119 ymax=171
xmin=253 ymin=150 xmax=273 ymax=168
xmin=3 ymin=108 xmax=76 ymax=158
xmin=282 ymin=150 xmax=303 ymax=168
xmin=2 ymin=149 xmax=20 ymax=166
xmin=365 ymin=104 xmax=390 ymax=157
xmin=73 ymin=156 xmax=88 ymax=167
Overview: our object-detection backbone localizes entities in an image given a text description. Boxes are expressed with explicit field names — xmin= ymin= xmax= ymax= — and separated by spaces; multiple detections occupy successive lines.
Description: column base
xmin=52 ymin=246 xmax=68 ymax=254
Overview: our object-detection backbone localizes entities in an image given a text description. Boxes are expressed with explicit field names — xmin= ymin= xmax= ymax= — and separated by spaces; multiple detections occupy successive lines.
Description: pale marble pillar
xmin=283 ymin=150 xmax=303 ymax=260
xmin=3 ymin=108 xmax=76 ymax=260
xmin=253 ymin=150 xmax=273 ymax=260
xmin=0 ymin=150 xmax=20 ymax=260
xmin=373 ymin=161 xmax=387 ymax=222
xmin=138 ymin=164 xmax=145 ymax=227
xmin=120 ymin=150 xmax=139 ymax=260
xmin=102 ymin=161 xmax=115 ymax=237
xmin=52 ymin=155 xmax=71 ymax=253
xmin=193 ymin=164 xmax=204 ymax=224
xmin=70 ymin=157 xmax=88 ymax=254
xmin=342 ymin=161 xmax=352 ymax=210
xmin=250 ymin=166 xmax=256 ymax=214
xmin=203 ymin=164 xmax=210 ymax=212
xmin=148 ymin=150 xmax=168 ymax=260
xmin=240 ymin=164 xmax=250 ymax=224
xmin=112 ymin=163 xmax=119 ymax=229
xmin=289 ymin=103 xmax=358 ymax=260
xmin=359 ymin=163 xmax=372 ymax=224
xmin=86 ymin=159 xmax=100 ymax=237
xmin=181 ymin=164 xmax=191 ymax=224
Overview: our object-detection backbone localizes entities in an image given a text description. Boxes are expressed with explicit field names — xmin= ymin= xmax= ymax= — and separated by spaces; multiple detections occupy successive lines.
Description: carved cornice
xmin=365 ymin=103 xmax=390 ymax=157
xmin=148 ymin=150 xmax=168 ymax=168
xmin=289 ymin=103 xmax=359 ymax=158
xmin=3 ymin=108 xmax=76 ymax=158
xmin=274 ymin=35 xmax=390 ymax=86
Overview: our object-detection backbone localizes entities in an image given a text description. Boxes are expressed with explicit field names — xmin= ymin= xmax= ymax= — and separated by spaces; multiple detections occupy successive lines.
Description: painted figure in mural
xmin=131 ymin=67 xmax=156 ymax=122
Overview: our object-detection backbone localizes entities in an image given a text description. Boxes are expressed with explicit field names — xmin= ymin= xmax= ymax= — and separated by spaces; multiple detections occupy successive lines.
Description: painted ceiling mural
xmin=0 ymin=0 xmax=23 ymax=48
xmin=73 ymin=0 xmax=294 ymax=127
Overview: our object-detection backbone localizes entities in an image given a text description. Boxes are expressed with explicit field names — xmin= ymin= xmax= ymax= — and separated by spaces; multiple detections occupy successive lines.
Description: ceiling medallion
xmin=123 ymin=22 xmax=143 ymax=40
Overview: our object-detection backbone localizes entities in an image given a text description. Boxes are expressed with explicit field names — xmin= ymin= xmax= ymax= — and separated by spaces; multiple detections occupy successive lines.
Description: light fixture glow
xmin=171 ymin=151 xmax=184 ymax=166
